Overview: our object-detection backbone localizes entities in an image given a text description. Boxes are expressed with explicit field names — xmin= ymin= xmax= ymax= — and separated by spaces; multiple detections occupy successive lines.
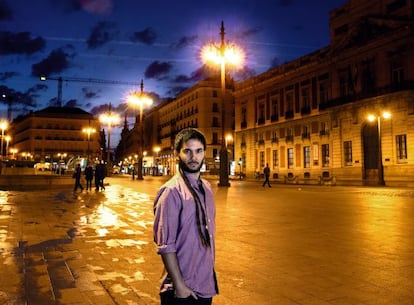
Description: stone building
xmin=233 ymin=0 xmax=414 ymax=186
xmin=10 ymin=106 xmax=101 ymax=165
xmin=117 ymin=77 xmax=234 ymax=176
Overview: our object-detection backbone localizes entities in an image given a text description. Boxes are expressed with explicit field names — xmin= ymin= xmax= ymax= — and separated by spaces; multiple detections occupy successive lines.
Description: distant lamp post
xmin=99 ymin=103 xmax=120 ymax=170
xmin=4 ymin=135 xmax=11 ymax=160
xmin=10 ymin=148 xmax=18 ymax=160
xmin=82 ymin=127 xmax=96 ymax=162
xmin=154 ymin=146 xmax=161 ymax=176
xmin=0 ymin=120 xmax=8 ymax=160
xmin=201 ymin=21 xmax=244 ymax=187
xmin=127 ymin=79 xmax=153 ymax=180
xmin=367 ymin=111 xmax=391 ymax=185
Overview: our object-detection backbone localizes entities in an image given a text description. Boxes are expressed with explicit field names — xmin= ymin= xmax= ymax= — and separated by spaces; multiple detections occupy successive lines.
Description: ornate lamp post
xmin=10 ymin=148 xmax=18 ymax=159
xmin=99 ymin=103 xmax=120 ymax=171
xmin=4 ymin=135 xmax=11 ymax=160
xmin=127 ymin=80 xmax=153 ymax=180
xmin=82 ymin=127 xmax=96 ymax=162
xmin=367 ymin=111 xmax=391 ymax=185
xmin=201 ymin=21 xmax=244 ymax=187
xmin=0 ymin=120 xmax=8 ymax=160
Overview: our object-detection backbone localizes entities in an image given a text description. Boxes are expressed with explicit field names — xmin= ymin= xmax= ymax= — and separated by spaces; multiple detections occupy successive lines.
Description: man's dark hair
xmin=174 ymin=128 xmax=206 ymax=153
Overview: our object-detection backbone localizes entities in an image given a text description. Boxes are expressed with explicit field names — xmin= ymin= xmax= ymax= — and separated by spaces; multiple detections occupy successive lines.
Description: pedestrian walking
xmin=95 ymin=161 xmax=106 ymax=191
xmin=73 ymin=164 xmax=84 ymax=192
xmin=262 ymin=163 xmax=271 ymax=187
xmin=84 ymin=164 xmax=94 ymax=191
xmin=153 ymin=128 xmax=218 ymax=305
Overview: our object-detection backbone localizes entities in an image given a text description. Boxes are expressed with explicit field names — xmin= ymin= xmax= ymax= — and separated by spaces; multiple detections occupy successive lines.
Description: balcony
xmin=257 ymin=139 xmax=265 ymax=146
xmin=301 ymin=106 xmax=311 ymax=115
xmin=319 ymin=81 xmax=414 ymax=110
xmin=285 ymin=135 xmax=294 ymax=143
xmin=270 ymin=114 xmax=279 ymax=122
xmin=257 ymin=117 xmax=265 ymax=125
xmin=271 ymin=137 xmax=279 ymax=143
xmin=285 ymin=110 xmax=294 ymax=119
xmin=241 ymin=121 xmax=247 ymax=129
xmin=320 ymin=130 xmax=329 ymax=136
xmin=302 ymin=133 xmax=310 ymax=140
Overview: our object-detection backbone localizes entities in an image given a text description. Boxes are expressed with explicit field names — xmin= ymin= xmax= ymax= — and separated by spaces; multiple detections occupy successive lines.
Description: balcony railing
xmin=319 ymin=80 xmax=414 ymax=110
xmin=285 ymin=135 xmax=294 ymax=142
xmin=285 ymin=110 xmax=294 ymax=119
xmin=270 ymin=114 xmax=279 ymax=122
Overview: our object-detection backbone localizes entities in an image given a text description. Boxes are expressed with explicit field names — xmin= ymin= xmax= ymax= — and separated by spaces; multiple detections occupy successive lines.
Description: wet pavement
xmin=1 ymin=175 xmax=414 ymax=305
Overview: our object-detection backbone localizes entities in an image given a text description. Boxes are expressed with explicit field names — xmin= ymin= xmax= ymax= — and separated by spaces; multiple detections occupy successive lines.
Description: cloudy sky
xmin=1 ymin=0 xmax=345 ymax=144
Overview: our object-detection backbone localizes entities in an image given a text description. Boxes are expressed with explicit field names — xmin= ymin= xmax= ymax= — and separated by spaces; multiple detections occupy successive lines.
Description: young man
xmin=153 ymin=128 xmax=218 ymax=305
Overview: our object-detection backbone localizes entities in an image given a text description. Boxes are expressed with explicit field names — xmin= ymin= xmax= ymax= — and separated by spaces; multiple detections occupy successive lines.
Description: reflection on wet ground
xmin=0 ymin=184 xmax=160 ymax=305
xmin=2 ymin=178 xmax=414 ymax=305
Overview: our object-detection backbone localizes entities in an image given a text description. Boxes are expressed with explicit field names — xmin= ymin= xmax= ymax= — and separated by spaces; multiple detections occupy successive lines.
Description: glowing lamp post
xmin=367 ymin=111 xmax=391 ymax=185
xmin=82 ymin=127 xmax=96 ymax=162
xmin=4 ymin=135 xmax=11 ymax=160
xmin=99 ymin=104 xmax=120 ymax=171
xmin=0 ymin=120 xmax=8 ymax=160
xmin=127 ymin=80 xmax=153 ymax=180
xmin=10 ymin=148 xmax=18 ymax=159
xmin=201 ymin=21 xmax=244 ymax=187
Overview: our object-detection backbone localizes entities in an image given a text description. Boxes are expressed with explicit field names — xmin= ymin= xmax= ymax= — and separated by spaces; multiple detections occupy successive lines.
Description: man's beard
xmin=178 ymin=157 xmax=204 ymax=173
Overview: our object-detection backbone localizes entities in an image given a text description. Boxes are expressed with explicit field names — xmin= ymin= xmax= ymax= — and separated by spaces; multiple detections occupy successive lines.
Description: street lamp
xmin=4 ymin=135 xmax=11 ymax=160
xmin=0 ymin=120 xmax=8 ymax=160
xmin=99 ymin=103 xmax=120 ymax=171
xmin=10 ymin=148 xmax=18 ymax=159
xmin=201 ymin=21 xmax=244 ymax=187
xmin=127 ymin=79 xmax=153 ymax=180
xmin=83 ymin=126 xmax=96 ymax=162
xmin=367 ymin=111 xmax=391 ymax=185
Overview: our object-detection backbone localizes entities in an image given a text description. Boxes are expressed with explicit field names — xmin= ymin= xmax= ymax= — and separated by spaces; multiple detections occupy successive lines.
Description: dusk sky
xmin=1 ymin=0 xmax=345 ymax=144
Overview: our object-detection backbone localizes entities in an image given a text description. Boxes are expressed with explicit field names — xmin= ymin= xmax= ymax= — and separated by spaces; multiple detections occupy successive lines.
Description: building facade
xmin=10 ymin=107 xmax=101 ymax=165
xmin=233 ymin=0 xmax=414 ymax=186
xmin=117 ymin=77 xmax=234 ymax=175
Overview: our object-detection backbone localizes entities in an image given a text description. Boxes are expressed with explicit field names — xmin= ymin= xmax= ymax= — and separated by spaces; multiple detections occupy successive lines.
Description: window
xmin=271 ymin=98 xmax=278 ymax=121
xmin=213 ymin=148 xmax=218 ymax=159
xmin=212 ymin=117 xmax=219 ymax=127
xmin=212 ymin=90 xmax=218 ymax=97
xmin=301 ymin=88 xmax=310 ymax=114
xmin=322 ymin=144 xmax=329 ymax=167
xmin=302 ymin=125 xmax=310 ymax=139
xmin=396 ymin=134 xmax=407 ymax=162
xmin=320 ymin=122 xmax=329 ymax=135
xmin=303 ymin=146 xmax=310 ymax=168
xmin=313 ymin=143 xmax=319 ymax=165
xmin=391 ymin=62 xmax=404 ymax=86
xmin=273 ymin=150 xmax=279 ymax=168
xmin=258 ymin=102 xmax=265 ymax=124
xmin=212 ymin=132 xmax=218 ymax=145
xmin=260 ymin=151 xmax=265 ymax=169
xmin=286 ymin=92 xmax=294 ymax=118
xmin=287 ymin=148 xmax=294 ymax=169
xmin=319 ymin=82 xmax=329 ymax=104
xmin=271 ymin=130 xmax=278 ymax=142
xmin=344 ymin=140 xmax=352 ymax=166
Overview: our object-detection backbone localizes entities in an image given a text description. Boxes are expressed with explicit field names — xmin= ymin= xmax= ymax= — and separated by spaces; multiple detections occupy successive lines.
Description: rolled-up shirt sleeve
xmin=153 ymin=187 xmax=182 ymax=254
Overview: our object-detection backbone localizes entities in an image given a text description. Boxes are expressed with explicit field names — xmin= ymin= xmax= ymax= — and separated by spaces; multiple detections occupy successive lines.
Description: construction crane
xmin=39 ymin=76 xmax=138 ymax=107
